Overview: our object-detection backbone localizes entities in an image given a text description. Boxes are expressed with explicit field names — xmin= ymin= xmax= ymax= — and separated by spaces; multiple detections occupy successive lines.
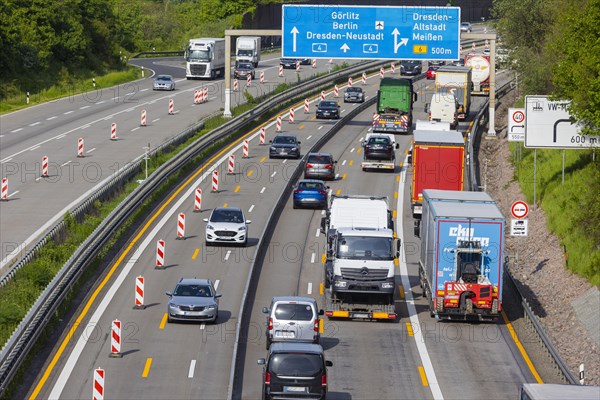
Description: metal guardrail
xmin=131 ymin=50 xmax=185 ymax=58
xmin=0 ymin=58 xmax=387 ymax=395
xmin=467 ymin=77 xmax=577 ymax=384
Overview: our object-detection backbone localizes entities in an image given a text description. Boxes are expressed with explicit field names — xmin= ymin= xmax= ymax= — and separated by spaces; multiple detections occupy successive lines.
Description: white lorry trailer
xmin=185 ymin=38 xmax=225 ymax=80
xmin=320 ymin=195 xmax=400 ymax=320
xmin=236 ymin=36 xmax=261 ymax=67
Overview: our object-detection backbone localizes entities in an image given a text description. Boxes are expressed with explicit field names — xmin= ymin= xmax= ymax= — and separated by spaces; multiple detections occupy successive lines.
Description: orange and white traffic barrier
xmin=134 ymin=276 xmax=145 ymax=309
xmin=203 ymin=87 xmax=208 ymax=102
xmin=168 ymin=99 xmax=174 ymax=115
xmin=390 ymin=62 xmax=396 ymax=73
xmin=289 ymin=107 xmax=295 ymax=124
xmin=459 ymin=45 xmax=463 ymax=53
xmin=141 ymin=109 xmax=147 ymax=126
xmin=110 ymin=319 xmax=122 ymax=357
xmin=194 ymin=188 xmax=202 ymax=212
xmin=333 ymin=85 xmax=339 ymax=98
xmin=362 ymin=72 xmax=367 ymax=85
xmin=212 ymin=170 xmax=219 ymax=192
xmin=41 ymin=156 xmax=49 ymax=177
xmin=247 ymin=74 xmax=252 ymax=87
xmin=110 ymin=123 xmax=118 ymax=141
xmin=372 ymin=113 xmax=380 ymax=128
xmin=304 ymin=98 xmax=310 ymax=113
xmin=156 ymin=239 xmax=165 ymax=268
xmin=295 ymin=61 xmax=300 ymax=72
xmin=472 ymin=42 xmax=476 ymax=50
xmin=312 ymin=58 xmax=317 ymax=68
xmin=177 ymin=213 xmax=185 ymax=240
xmin=233 ymin=79 xmax=239 ymax=92
xmin=276 ymin=116 xmax=282 ymax=132
xmin=194 ymin=90 xmax=201 ymax=104
xmin=328 ymin=59 xmax=333 ymax=64
xmin=348 ymin=77 xmax=353 ymax=87
xmin=228 ymin=154 xmax=235 ymax=174
xmin=243 ymin=139 xmax=249 ymax=158
xmin=278 ymin=65 xmax=283 ymax=77
xmin=77 ymin=138 xmax=84 ymax=157
xmin=1 ymin=178 xmax=7 ymax=200
xmin=321 ymin=91 xmax=325 ymax=101
xmin=380 ymin=67 xmax=385 ymax=79
xmin=259 ymin=127 xmax=266 ymax=145
xmin=93 ymin=368 xmax=105 ymax=400
xmin=260 ymin=71 xmax=265 ymax=83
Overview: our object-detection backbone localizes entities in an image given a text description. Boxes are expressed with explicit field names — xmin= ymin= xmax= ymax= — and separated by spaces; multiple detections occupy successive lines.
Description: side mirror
xmin=424 ymin=103 xmax=429 ymax=113
xmin=165 ymin=291 xmax=172 ymax=297
xmin=262 ymin=307 xmax=269 ymax=314
xmin=257 ymin=358 xmax=266 ymax=365
xmin=320 ymin=217 xmax=327 ymax=234
xmin=395 ymin=143 xmax=400 ymax=149
xmin=269 ymin=140 xmax=273 ymax=143
xmin=215 ymin=293 xmax=222 ymax=298
xmin=413 ymin=93 xmax=418 ymax=102
xmin=326 ymin=360 xmax=333 ymax=367
xmin=334 ymin=160 xmax=338 ymax=164
xmin=319 ymin=309 xmax=324 ymax=316
xmin=297 ymin=141 xmax=301 ymax=144
xmin=246 ymin=220 xmax=252 ymax=224
xmin=396 ymin=238 xmax=402 ymax=252
xmin=203 ymin=218 xmax=209 ymax=222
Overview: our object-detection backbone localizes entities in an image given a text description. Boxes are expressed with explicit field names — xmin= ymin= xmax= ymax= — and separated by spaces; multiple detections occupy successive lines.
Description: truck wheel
xmin=465 ymin=298 xmax=473 ymax=314
xmin=210 ymin=70 xmax=215 ymax=80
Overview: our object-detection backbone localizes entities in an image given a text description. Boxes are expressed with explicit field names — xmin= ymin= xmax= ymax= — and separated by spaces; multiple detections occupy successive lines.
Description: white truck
xmin=236 ymin=36 xmax=261 ymax=67
xmin=185 ymin=38 xmax=225 ymax=80
xmin=361 ymin=133 xmax=399 ymax=172
xmin=415 ymin=120 xmax=451 ymax=131
xmin=320 ymin=195 xmax=400 ymax=320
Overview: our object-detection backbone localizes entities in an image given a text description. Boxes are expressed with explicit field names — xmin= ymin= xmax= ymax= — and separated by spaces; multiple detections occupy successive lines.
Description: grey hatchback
xmin=166 ymin=278 xmax=221 ymax=323
xmin=304 ymin=152 xmax=336 ymax=180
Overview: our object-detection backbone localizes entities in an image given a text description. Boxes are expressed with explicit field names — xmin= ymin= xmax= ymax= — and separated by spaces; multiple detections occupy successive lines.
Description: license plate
xmin=275 ymin=331 xmax=295 ymax=338
xmin=284 ymin=386 xmax=307 ymax=393
xmin=353 ymin=313 xmax=369 ymax=318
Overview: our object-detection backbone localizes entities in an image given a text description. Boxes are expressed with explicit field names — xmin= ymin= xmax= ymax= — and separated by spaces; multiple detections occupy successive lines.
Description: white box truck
xmin=185 ymin=38 xmax=225 ymax=80
xmin=236 ymin=36 xmax=261 ymax=67
xmin=425 ymin=92 xmax=459 ymax=129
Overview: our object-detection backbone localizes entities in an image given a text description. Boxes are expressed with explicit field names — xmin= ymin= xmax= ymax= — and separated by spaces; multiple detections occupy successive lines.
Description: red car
xmin=426 ymin=65 xmax=441 ymax=80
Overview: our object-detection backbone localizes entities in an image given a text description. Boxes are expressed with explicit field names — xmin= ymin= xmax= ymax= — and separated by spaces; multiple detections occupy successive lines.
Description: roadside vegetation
xmin=493 ymin=0 xmax=600 ymax=285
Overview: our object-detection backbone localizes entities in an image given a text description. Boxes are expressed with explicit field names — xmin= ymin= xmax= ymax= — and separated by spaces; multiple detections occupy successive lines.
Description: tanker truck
xmin=464 ymin=54 xmax=490 ymax=96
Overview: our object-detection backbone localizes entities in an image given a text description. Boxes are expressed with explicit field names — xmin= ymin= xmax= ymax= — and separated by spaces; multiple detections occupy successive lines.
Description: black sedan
xmin=400 ymin=60 xmax=422 ymax=76
xmin=269 ymin=134 xmax=301 ymax=159
xmin=280 ymin=58 xmax=298 ymax=69
xmin=316 ymin=100 xmax=340 ymax=119
xmin=234 ymin=62 xmax=255 ymax=79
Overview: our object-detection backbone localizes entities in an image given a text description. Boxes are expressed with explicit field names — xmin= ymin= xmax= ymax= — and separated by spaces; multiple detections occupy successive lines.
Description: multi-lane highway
xmin=25 ymin=54 xmax=536 ymax=399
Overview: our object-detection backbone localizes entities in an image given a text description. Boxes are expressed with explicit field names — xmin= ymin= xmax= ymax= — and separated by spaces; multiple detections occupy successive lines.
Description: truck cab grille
xmin=341 ymin=267 xmax=388 ymax=281
xmin=190 ymin=64 xmax=206 ymax=75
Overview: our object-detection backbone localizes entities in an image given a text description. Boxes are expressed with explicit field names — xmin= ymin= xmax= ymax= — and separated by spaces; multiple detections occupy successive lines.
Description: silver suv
xmin=204 ymin=207 xmax=251 ymax=246
xmin=166 ymin=278 xmax=221 ymax=323
xmin=263 ymin=296 xmax=323 ymax=349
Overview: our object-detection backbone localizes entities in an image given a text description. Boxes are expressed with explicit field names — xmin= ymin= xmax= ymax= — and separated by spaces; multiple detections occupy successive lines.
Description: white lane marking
xmin=282 ymin=159 xmax=287 ymax=164
xmin=30 ymin=145 xmax=40 ymax=151
xmin=350 ymin=148 xmax=355 ymax=153
xmin=271 ymin=171 xmax=277 ymax=178
xmin=335 ymin=173 xmax=339 ymax=179
xmin=140 ymin=88 xmax=149 ymax=92
xmin=79 ymin=105 xmax=90 ymax=110
xmin=397 ymin=154 xmax=444 ymax=400
xmin=11 ymin=128 xmax=23 ymax=133
xmin=306 ymin=135 xmax=312 ymax=140
xmin=152 ymin=118 xmax=160 ymax=123
xmin=29 ymin=122 xmax=41 ymax=127
xmin=61 ymin=161 xmax=71 ymax=167
xmin=307 ymin=282 xmax=313 ymax=295
xmin=64 ymin=111 xmax=73 ymax=115
xmin=315 ymin=228 xmax=320 ymax=237
xmin=368 ymin=127 xmax=372 ymax=132
xmin=311 ymin=253 xmax=316 ymax=263
xmin=46 ymin=116 xmax=57 ymax=121
xmin=8 ymin=191 xmax=19 ymax=198
xmin=327 ymin=189 xmax=332 ymax=196
xmin=248 ymin=205 xmax=255 ymax=213
xmin=125 ymin=107 xmax=135 ymax=112
xmin=97 ymin=100 xmax=106 ymax=104
xmin=341 ymin=109 xmax=346 ymax=113
xmin=260 ymin=187 xmax=266 ymax=194
xmin=342 ymin=160 xmax=347 ymax=166
xmin=200 ymin=324 xmax=205 ymax=330
xmin=318 ymin=126 xmax=323 ymax=130
xmin=214 ymin=280 xmax=220 ymax=290
xmin=3 ymin=158 xmax=12 ymax=162
xmin=36 ymin=177 xmax=41 ymax=182
xmin=359 ymin=137 xmax=364 ymax=142
xmin=131 ymin=127 xmax=140 ymax=132
xmin=188 ymin=360 xmax=196 ymax=378
xmin=103 ymin=116 xmax=111 ymax=120
xmin=321 ymin=210 xmax=325 ymax=215
xmin=87 ymin=147 xmax=96 ymax=154
xmin=56 ymin=134 xmax=66 ymax=140
xmin=81 ymin=124 xmax=90 ymax=129
xmin=224 ymin=251 xmax=231 ymax=261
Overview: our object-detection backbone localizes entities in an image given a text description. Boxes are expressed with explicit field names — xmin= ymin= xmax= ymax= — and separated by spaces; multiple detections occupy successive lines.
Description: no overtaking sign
xmin=511 ymin=201 xmax=529 ymax=219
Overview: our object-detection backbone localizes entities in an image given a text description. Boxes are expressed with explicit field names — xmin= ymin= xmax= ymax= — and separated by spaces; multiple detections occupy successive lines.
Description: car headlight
xmin=207 ymin=304 xmax=216 ymax=309
xmin=169 ymin=303 xmax=180 ymax=309
xmin=291 ymin=147 xmax=297 ymax=151
xmin=207 ymin=225 xmax=214 ymax=230
xmin=334 ymin=281 xmax=347 ymax=288
xmin=381 ymin=282 xmax=394 ymax=289
xmin=238 ymin=226 xmax=247 ymax=231
xmin=270 ymin=147 xmax=276 ymax=151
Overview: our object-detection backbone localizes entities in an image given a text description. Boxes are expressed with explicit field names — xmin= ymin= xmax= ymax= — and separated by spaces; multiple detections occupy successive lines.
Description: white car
xmin=460 ymin=22 xmax=472 ymax=32
xmin=204 ymin=207 xmax=250 ymax=246
xmin=153 ymin=74 xmax=175 ymax=91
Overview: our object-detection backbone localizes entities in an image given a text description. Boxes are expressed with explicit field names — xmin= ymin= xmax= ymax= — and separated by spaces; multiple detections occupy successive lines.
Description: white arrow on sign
xmin=340 ymin=43 xmax=350 ymax=53
xmin=391 ymin=28 xmax=409 ymax=53
xmin=291 ymin=26 xmax=299 ymax=52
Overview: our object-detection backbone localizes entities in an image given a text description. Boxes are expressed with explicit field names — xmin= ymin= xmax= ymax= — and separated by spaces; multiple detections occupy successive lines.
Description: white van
xmin=263 ymin=296 xmax=323 ymax=349
xmin=425 ymin=93 xmax=459 ymax=129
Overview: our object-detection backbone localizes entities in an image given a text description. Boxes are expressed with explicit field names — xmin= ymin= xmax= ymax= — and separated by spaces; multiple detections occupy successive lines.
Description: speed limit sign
xmin=508 ymin=108 xmax=526 ymax=142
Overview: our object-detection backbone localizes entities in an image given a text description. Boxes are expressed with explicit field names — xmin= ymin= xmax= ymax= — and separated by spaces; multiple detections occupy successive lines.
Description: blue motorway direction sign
xmin=282 ymin=5 xmax=461 ymax=60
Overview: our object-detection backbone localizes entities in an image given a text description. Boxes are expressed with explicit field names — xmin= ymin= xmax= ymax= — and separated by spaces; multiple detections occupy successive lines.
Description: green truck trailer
xmin=373 ymin=78 xmax=417 ymax=134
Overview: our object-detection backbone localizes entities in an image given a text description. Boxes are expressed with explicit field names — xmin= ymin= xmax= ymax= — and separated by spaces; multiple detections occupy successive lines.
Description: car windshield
xmin=298 ymin=181 xmax=325 ymax=190
xmin=319 ymin=101 xmax=337 ymax=109
xmin=237 ymin=49 xmax=253 ymax=56
xmin=429 ymin=66 xmax=440 ymax=71
xmin=156 ymin=76 xmax=171 ymax=81
xmin=174 ymin=284 xmax=212 ymax=297
xmin=346 ymin=87 xmax=361 ymax=93
xmin=461 ymin=23 xmax=470 ymax=27
xmin=402 ymin=61 xmax=419 ymax=66
xmin=237 ymin=63 xmax=252 ymax=70
xmin=274 ymin=303 xmax=314 ymax=321
xmin=281 ymin=58 xmax=294 ymax=63
xmin=307 ymin=155 xmax=332 ymax=164
xmin=368 ymin=137 xmax=390 ymax=145
xmin=337 ymin=236 xmax=394 ymax=260
xmin=273 ymin=136 xmax=296 ymax=145
xmin=270 ymin=353 xmax=323 ymax=376
xmin=187 ymin=49 xmax=210 ymax=62
xmin=210 ymin=209 xmax=244 ymax=223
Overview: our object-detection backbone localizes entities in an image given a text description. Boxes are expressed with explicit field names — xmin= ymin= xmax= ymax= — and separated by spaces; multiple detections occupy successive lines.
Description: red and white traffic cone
xmin=312 ymin=58 xmax=317 ymax=68
xmin=380 ymin=67 xmax=385 ymax=79
xmin=1 ymin=178 xmax=7 ymax=201
xmin=212 ymin=170 xmax=219 ymax=192
xmin=77 ymin=138 xmax=84 ymax=157
xmin=228 ymin=155 xmax=235 ymax=174
xmin=247 ymin=74 xmax=252 ymax=87
xmin=41 ymin=156 xmax=49 ymax=178
xmin=348 ymin=77 xmax=353 ymax=87
xmin=193 ymin=188 xmax=202 ymax=212
xmin=93 ymin=368 xmax=105 ymax=400
xmin=233 ymin=79 xmax=239 ymax=92
xmin=168 ymin=99 xmax=174 ymax=115
xmin=276 ymin=116 xmax=282 ymax=132
xmin=295 ymin=61 xmax=300 ymax=72
xmin=109 ymin=319 xmax=122 ymax=357
xmin=304 ymin=98 xmax=310 ymax=114
xmin=259 ymin=127 xmax=266 ymax=145
xmin=260 ymin=71 xmax=265 ymax=84
xmin=289 ymin=107 xmax=295 ymax=124
xmin=390 ymin=62 xmax=396 ymax=73
xmin=362 ymin=72 xmax=367 ymax=85
xmin=321 ymin=91 xmax=325 ymax=101
xmin=243 ymin=139 xmax=249 ymax=158
xmin=156 ymin=239 xmax=165 ymax=269
xmin=176 ymin=213 xmax=185 ymax=240
xmin=278 ymin=65 xmax=283 ymax=77
xmin=194 ymin=90 xmax=200 ymax=104
xmin=203 ymin=87 xmax=208 ymax=102
xmin=333 ymin=85 xmax=339 ymax=98
xmin=134 ymin=276 xmax=145 ymax=309
xmin=110 ymin=123 xmax=118 ymax=141
xmin=141 ymin=109 xmax=147 ymax=126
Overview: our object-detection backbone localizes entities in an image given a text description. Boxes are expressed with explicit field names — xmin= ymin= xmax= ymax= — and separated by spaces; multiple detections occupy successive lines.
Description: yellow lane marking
xmin=321 ymin=253 xmax=326 ymax=264
xmin=394 ymin=258 xmax=399 ymax=266
xmin=405 ymin=150 xmax=409 ymax=155
xmin=247 ymin=170 xmax=254 ymax=177
xmin=223 ymin=203 xmax=228 ymax=207
xmin=356 ymin=148 xmax=362 ymax=153
xmin=260 ymin=156 xmax=266 ymax=163
xmin=405 ymin=322 xmax=413 ymax=336
xmin=192 ymin=248 xmax=200 ymax=260
xmin=29 ymin=104 xmax=266 ymax=400
xmin=396 ymin=175 xmax=400 ymax=182
xmin=320 ymin=283 xmax=324 ymax=295
xmin=299 ymin=124 xmax=305 ymax=129
xmin=393 ymin=210 xmax=397 ymax=218
xmin=418 ymin=366 xmax=429 ymax=386
xmin=159 ymin=313 xmax=168 ymax=330
xmin=142 ymin=358 xmax=153 ymax=378
xmin=342 ymin=174 xmax=346 ymax=180
xmin=501 ymin=310 xmax=544 ymax=383
xmin=234 ymin=185 xmax=240 ymax=193
xmin=336 ymin=189 xmax=341 ymax=195
xmin=399 ymin=285 xmax=405 ymax=299
xmin=400 ymin=162 xmax=404 ymax=167
xmin=310 ymin=116 xmax=316 ymax=120
xmin=394 ymin=191 xmax=398 ymax=199
xmin=349 ymin=160 xmax=354 ymax=166
xmin=319 ymin=318 xmax=324 ymax=334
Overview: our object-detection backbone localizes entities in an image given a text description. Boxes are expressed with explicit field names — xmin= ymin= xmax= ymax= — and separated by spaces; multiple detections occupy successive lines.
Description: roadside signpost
xmin=511 ymin=201 xmax=529 ymax=219
xmin=510 ymin=201 xmax=529 ymax=237
xmin=282 ymin=5 xmax=461 ymax=60
xmin=507 ymin=108 xmax=525 ymax=142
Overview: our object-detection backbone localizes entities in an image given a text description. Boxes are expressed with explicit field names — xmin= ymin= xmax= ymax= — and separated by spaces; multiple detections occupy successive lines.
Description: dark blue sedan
xmin=293 ymin=180 xmax=329 ymax=209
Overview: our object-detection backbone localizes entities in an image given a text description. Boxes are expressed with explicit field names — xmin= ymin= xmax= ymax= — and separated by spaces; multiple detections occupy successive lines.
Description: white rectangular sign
xmin=507 ymin=108 xmax=525 ymax=142
xmin=510 ymin=219 xmax=528 ymax=237
xmin=525 ymin=96 xmax=599 ymax=149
